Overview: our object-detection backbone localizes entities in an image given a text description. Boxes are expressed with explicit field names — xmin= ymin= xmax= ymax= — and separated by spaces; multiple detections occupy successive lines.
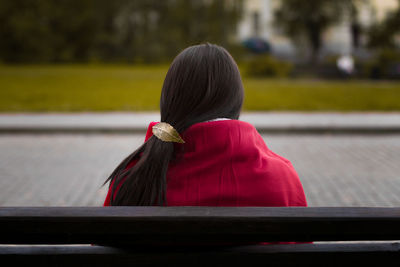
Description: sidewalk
xmin=0 ymin=112 xmax=400 ymax=134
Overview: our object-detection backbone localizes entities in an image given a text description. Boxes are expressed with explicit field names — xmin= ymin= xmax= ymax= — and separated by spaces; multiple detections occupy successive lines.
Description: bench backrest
xmin=1 ymin=207 xmax=400 ymax=245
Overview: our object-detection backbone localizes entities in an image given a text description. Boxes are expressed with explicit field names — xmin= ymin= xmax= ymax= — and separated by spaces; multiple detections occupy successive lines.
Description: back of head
xmin=106 ymin=43 xmax=244 ymax=206
xmin=161 ymin=43 xmax=244 ymax=132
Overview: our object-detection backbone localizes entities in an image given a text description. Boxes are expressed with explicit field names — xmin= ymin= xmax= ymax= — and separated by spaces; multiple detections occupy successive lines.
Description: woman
xmin=104 ymin=43 xmax=307 ymax=207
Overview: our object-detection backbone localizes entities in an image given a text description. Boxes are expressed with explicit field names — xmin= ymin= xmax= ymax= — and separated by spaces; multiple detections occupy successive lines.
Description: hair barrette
xmin=152 ymin=122 xmax=185 ymax=144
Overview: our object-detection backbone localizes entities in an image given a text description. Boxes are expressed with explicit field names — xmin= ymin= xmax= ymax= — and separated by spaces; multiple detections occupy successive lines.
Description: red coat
xmin=104 ymin=120 xmax=307 ymax=207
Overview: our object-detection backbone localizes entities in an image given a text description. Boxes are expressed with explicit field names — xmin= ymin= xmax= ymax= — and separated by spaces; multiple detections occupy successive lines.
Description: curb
xmin=1 ymin=126 xmax=400 ymax=135
xmin=1 ymin=112 xmax=400 ymax=135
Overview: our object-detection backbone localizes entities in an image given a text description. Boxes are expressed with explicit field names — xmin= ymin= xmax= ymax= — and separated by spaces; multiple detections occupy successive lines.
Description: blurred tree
xmin=368 ymin=0 xmax=400 ymax=49
xmin=274 ymin=0 xmax=357 ymax=64
xmin=350 ymin=1 xmax=362 ymax=49
xmin=0 ymin=0 xmax=122 ymax=62
xmin=114 ymin=0 xmax=242 ymax=63
xmin=0 ymin=0 xmax=242 ymax=63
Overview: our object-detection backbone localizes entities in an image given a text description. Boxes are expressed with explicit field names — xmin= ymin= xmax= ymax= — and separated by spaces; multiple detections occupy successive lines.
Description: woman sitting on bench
xmin=104 ymin=43 xmax=307 ymax=207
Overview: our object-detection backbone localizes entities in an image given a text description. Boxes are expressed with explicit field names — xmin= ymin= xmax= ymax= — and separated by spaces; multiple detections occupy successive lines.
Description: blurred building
xmin=237 ymin=0 xmax=399 ymax=60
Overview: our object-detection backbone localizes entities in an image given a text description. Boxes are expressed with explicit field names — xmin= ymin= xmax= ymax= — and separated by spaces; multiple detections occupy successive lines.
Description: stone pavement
xmin=1 ymin=112 xmax=400 ymax=133
xmin=0 ymin=112 xmax=399 ymax=207
xmin=0 ymin=133 xmax=399 ymax=207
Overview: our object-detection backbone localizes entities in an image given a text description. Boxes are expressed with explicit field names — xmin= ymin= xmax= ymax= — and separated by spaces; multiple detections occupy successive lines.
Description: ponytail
xmin=105 ymin=136 xmax=174 ymax=206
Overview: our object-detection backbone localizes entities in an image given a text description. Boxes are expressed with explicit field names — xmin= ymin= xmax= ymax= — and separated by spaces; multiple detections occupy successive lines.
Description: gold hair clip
xmin=152 ymin=122 xmax=185 ymax=144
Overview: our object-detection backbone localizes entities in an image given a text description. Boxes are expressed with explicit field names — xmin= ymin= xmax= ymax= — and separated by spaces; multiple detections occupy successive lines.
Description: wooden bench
xmin=0 ymin=207 xmax=399 ymax=266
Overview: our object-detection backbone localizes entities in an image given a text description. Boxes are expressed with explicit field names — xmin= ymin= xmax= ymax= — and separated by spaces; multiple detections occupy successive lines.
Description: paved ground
xmin=0 ymin=133 xmax=399 ymax=207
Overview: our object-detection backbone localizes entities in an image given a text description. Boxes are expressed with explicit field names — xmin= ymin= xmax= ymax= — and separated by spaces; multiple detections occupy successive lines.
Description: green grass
xmin=0 ymin=64 xmax=399 ymax=112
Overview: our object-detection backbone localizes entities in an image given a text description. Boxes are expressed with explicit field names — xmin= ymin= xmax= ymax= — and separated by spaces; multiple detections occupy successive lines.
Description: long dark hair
xmin=105 ymin=43 xmax=244 ymax=206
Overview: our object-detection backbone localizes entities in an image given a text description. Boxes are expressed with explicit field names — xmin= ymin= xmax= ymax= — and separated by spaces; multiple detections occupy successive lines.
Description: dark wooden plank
xmin=1 ymin=207 xmax=400 ymax=244
xmin=2 ymin=206 xmax=400 ymax=218
xmin=1 ymin=242 xmax=400 ymax=266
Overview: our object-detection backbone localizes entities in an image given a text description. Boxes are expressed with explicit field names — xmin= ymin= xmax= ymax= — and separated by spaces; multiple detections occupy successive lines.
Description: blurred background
xmin=0 ymin=0 xmax=399 ymax=207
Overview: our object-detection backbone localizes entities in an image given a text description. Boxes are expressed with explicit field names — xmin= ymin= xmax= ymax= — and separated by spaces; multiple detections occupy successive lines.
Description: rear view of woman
xmin=104 ymin=43 xmax=306 ymax=207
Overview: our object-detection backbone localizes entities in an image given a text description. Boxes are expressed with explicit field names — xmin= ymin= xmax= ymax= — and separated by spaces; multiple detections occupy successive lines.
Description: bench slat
xmin=1 ymin=243 xmax=400 ymax=266
xmin=1 ymin=207 xmax=400 ymax=244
